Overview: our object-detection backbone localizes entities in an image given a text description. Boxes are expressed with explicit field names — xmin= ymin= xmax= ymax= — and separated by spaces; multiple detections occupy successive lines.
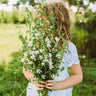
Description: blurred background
xmin=0 ymin=0 xmax=96 ymax=96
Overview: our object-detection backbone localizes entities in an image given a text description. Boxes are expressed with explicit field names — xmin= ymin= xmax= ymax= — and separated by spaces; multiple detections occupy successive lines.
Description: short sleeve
xmin=63 ymin=41 xmax=80 ymax=67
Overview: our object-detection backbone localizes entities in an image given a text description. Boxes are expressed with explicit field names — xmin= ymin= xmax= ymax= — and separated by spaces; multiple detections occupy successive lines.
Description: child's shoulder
xmin=67 ymin=41 xmax=76 ymax=48
xmin=66 ymin=41 xmax=78 ymax=53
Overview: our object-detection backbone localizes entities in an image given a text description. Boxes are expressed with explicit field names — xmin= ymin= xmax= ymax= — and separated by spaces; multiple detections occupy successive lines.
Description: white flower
xmin=30 ymin=54 xmax=35 ymax=59
xmin=48 ymin=58 xmax=53 ymax=69
xmin=56 ymin=53 xmax=61 ymax=58
xmin=35 ymin=33 xmax=39 ymax=37
xmin=49 ymin=53 xmax=52 ymax=58
xmin=49 ymin=65 xmax=54 ymax=70
xmin=43 ymin=59 xmax=47 ymax=62
xmin=33 ymin=47 xmax=35 ymax=50
xmin=41 ymin=62 xmax=45 ymax=65
xmin=21 ymin=58 xmax=25 ymax=62
xmin=45 ymin=37 xmax=51 ymax=48
xmin=28 ymin=61 xmax=32 ymax=64
xmin=62 ymin=57 xmax=65 ymax=63
xmin=24 ymin=52 xmax=27 ymax=57
xmin=46 ymin=20 xmax=49 ymax=23
xmin=50 ymin=26 xmax=53 ymax=29
xmin=55 ymin=37 xmax=60 ymax=42
xmin=44 ymin=54 xmax=48 ymax=60
xmin=80 ymin=20 xmax=83 ymax=23
xmin=35 ymin=51 xmax=39 ymax=54
xmin=42 ymin=33 xmax=45 ymax=36
xmin=48 ymin=29 xmax=51 ymax=31
xmin=28 ymin=41 xmax=33 ymax=47
xmin=52 ymin=74 xmax=55 ymax=78
xmin=40 ymin=18 xmax=42 ymax=21
xmin=37 ymin=69 xmax=41 ymax=74
xmin=49 ymin=59 xmax=53 ymax=65
xmin=47 ymin=43 xmax=51 ymax=48
xmin=29 ymin=51 xmax=34 ymax=55
xmin=36 ymin=36 xmax=39 ymax=40
xmin=39 ymin=49 xmax=44 ymax=53
xmin=41 ymin=75 xmax=46 ymax=79
xmin=60 ymin=62 xmax=64 ymax=67
xmin=45 ymin=37 xmax=50 ymax=42
xmin=39 ymin=55 xmax=43 ymax=60
xmin=32 ymin=37 xmax=35 ymax=39
xmin=34 ymin=29 xmax=38 ymax=32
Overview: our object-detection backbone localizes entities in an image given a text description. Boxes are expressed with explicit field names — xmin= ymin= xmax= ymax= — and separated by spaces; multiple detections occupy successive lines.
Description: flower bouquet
xmin=19 ymin=0 xmax=69 ymax=96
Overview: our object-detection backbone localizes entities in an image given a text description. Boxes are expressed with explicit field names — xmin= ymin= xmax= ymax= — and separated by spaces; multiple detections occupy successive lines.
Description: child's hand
xmin=45 ymin=79 xmax=59 ymax=91
xmin=31 ymin=79 xmax=46 ymax=90
xmin=35 ymin=81 xmax=46 ymax=90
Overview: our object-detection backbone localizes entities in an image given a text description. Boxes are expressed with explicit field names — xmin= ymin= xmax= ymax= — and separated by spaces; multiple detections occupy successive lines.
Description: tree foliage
xmin=0 ymin=0 xmax=8 ymax=4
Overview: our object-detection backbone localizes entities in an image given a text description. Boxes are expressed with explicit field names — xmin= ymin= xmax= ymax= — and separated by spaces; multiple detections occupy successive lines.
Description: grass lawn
xmin=0 ymin=23 xmax=27 ymax=64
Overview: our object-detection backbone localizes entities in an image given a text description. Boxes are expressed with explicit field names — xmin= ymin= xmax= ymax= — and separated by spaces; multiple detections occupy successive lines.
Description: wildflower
xmin=24 ymin=52 xmax=27 ymax=57
xmin=41 ymin=62 xmax=45 ymax=65
xmin=40 ymin=18 xmax=42 ymax=21
xmin=52 ymin=74 xmax=55 ymax=78
xmin=28 ymin=61 xmax=32 ymax=64
xmin=47 ymin=43 xmax=51 ymax=48
xmin=21 ymin=58 xmax=25 ymax=62
xmin=28 ymin=41 xmax=33 ymax=47
xmin=62 ymin=57 xmax=65 ymax=63
xmin=50 ymin=26 xmax=53 ymax=29
xmin=39 ymin=49 xmax=44 ymax=53
xmin=56 ymin=53 xmax=61 ymax=58
xmin=46 ymin=20 xmax=50 ymax=23
xmin=48 ymin=29 xmax=51 ymax=31
xmin=49 ymin=53 xmax=52 ymax=58
xmin=29 ymin=51 xmax=34 ymax=55
xmin=55 ymin=37 xmax=60 ymax=42
xmin=39 ymin=55 xmax=43 ymax=60
xmin=41 ymin=75 xmax=46 ymax=79
xmin=35 ymin=33 xmax=39 ymax=37
xmin=37 ymin=69 xmax=41 ymax=74
xmin=49 ymin=65 xmax=54 ymax=70
xmin=35 ymin=51 xmax=39 ymax=54
xmin=30 ymin=54 xmax=35 ymax=59
xmin=33 ymin=47 xmax=35 ymax=50
xmin=45 ymin=37 xmax=50 ymax=42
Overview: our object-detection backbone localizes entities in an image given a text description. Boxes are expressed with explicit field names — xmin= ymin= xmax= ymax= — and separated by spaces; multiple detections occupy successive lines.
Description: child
xmin=23 ymin=1 xmax=83 ymax=96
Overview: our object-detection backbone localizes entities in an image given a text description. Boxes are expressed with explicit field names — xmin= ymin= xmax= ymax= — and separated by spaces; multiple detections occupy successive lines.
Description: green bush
xmin=0 ymin=10 xmax=27 ymax=24
xmin=73 ymin=10 xmax=96 ymax=58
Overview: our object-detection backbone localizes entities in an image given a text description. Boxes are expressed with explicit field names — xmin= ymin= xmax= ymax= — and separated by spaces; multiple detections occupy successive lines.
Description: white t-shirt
xmin=26 ymin=41 xmax=80 ymax=96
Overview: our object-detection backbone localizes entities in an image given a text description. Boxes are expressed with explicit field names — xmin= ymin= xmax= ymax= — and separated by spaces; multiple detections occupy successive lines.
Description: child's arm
xmin=23 ymin=67 xmax=46 ymax=90
xmin=46 ymin=64 xmax=83 ymax=90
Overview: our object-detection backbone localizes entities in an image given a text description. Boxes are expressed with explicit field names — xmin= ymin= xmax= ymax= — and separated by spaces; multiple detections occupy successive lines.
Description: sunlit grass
xmin=0 ymin=23 xmax=27 ymax=64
